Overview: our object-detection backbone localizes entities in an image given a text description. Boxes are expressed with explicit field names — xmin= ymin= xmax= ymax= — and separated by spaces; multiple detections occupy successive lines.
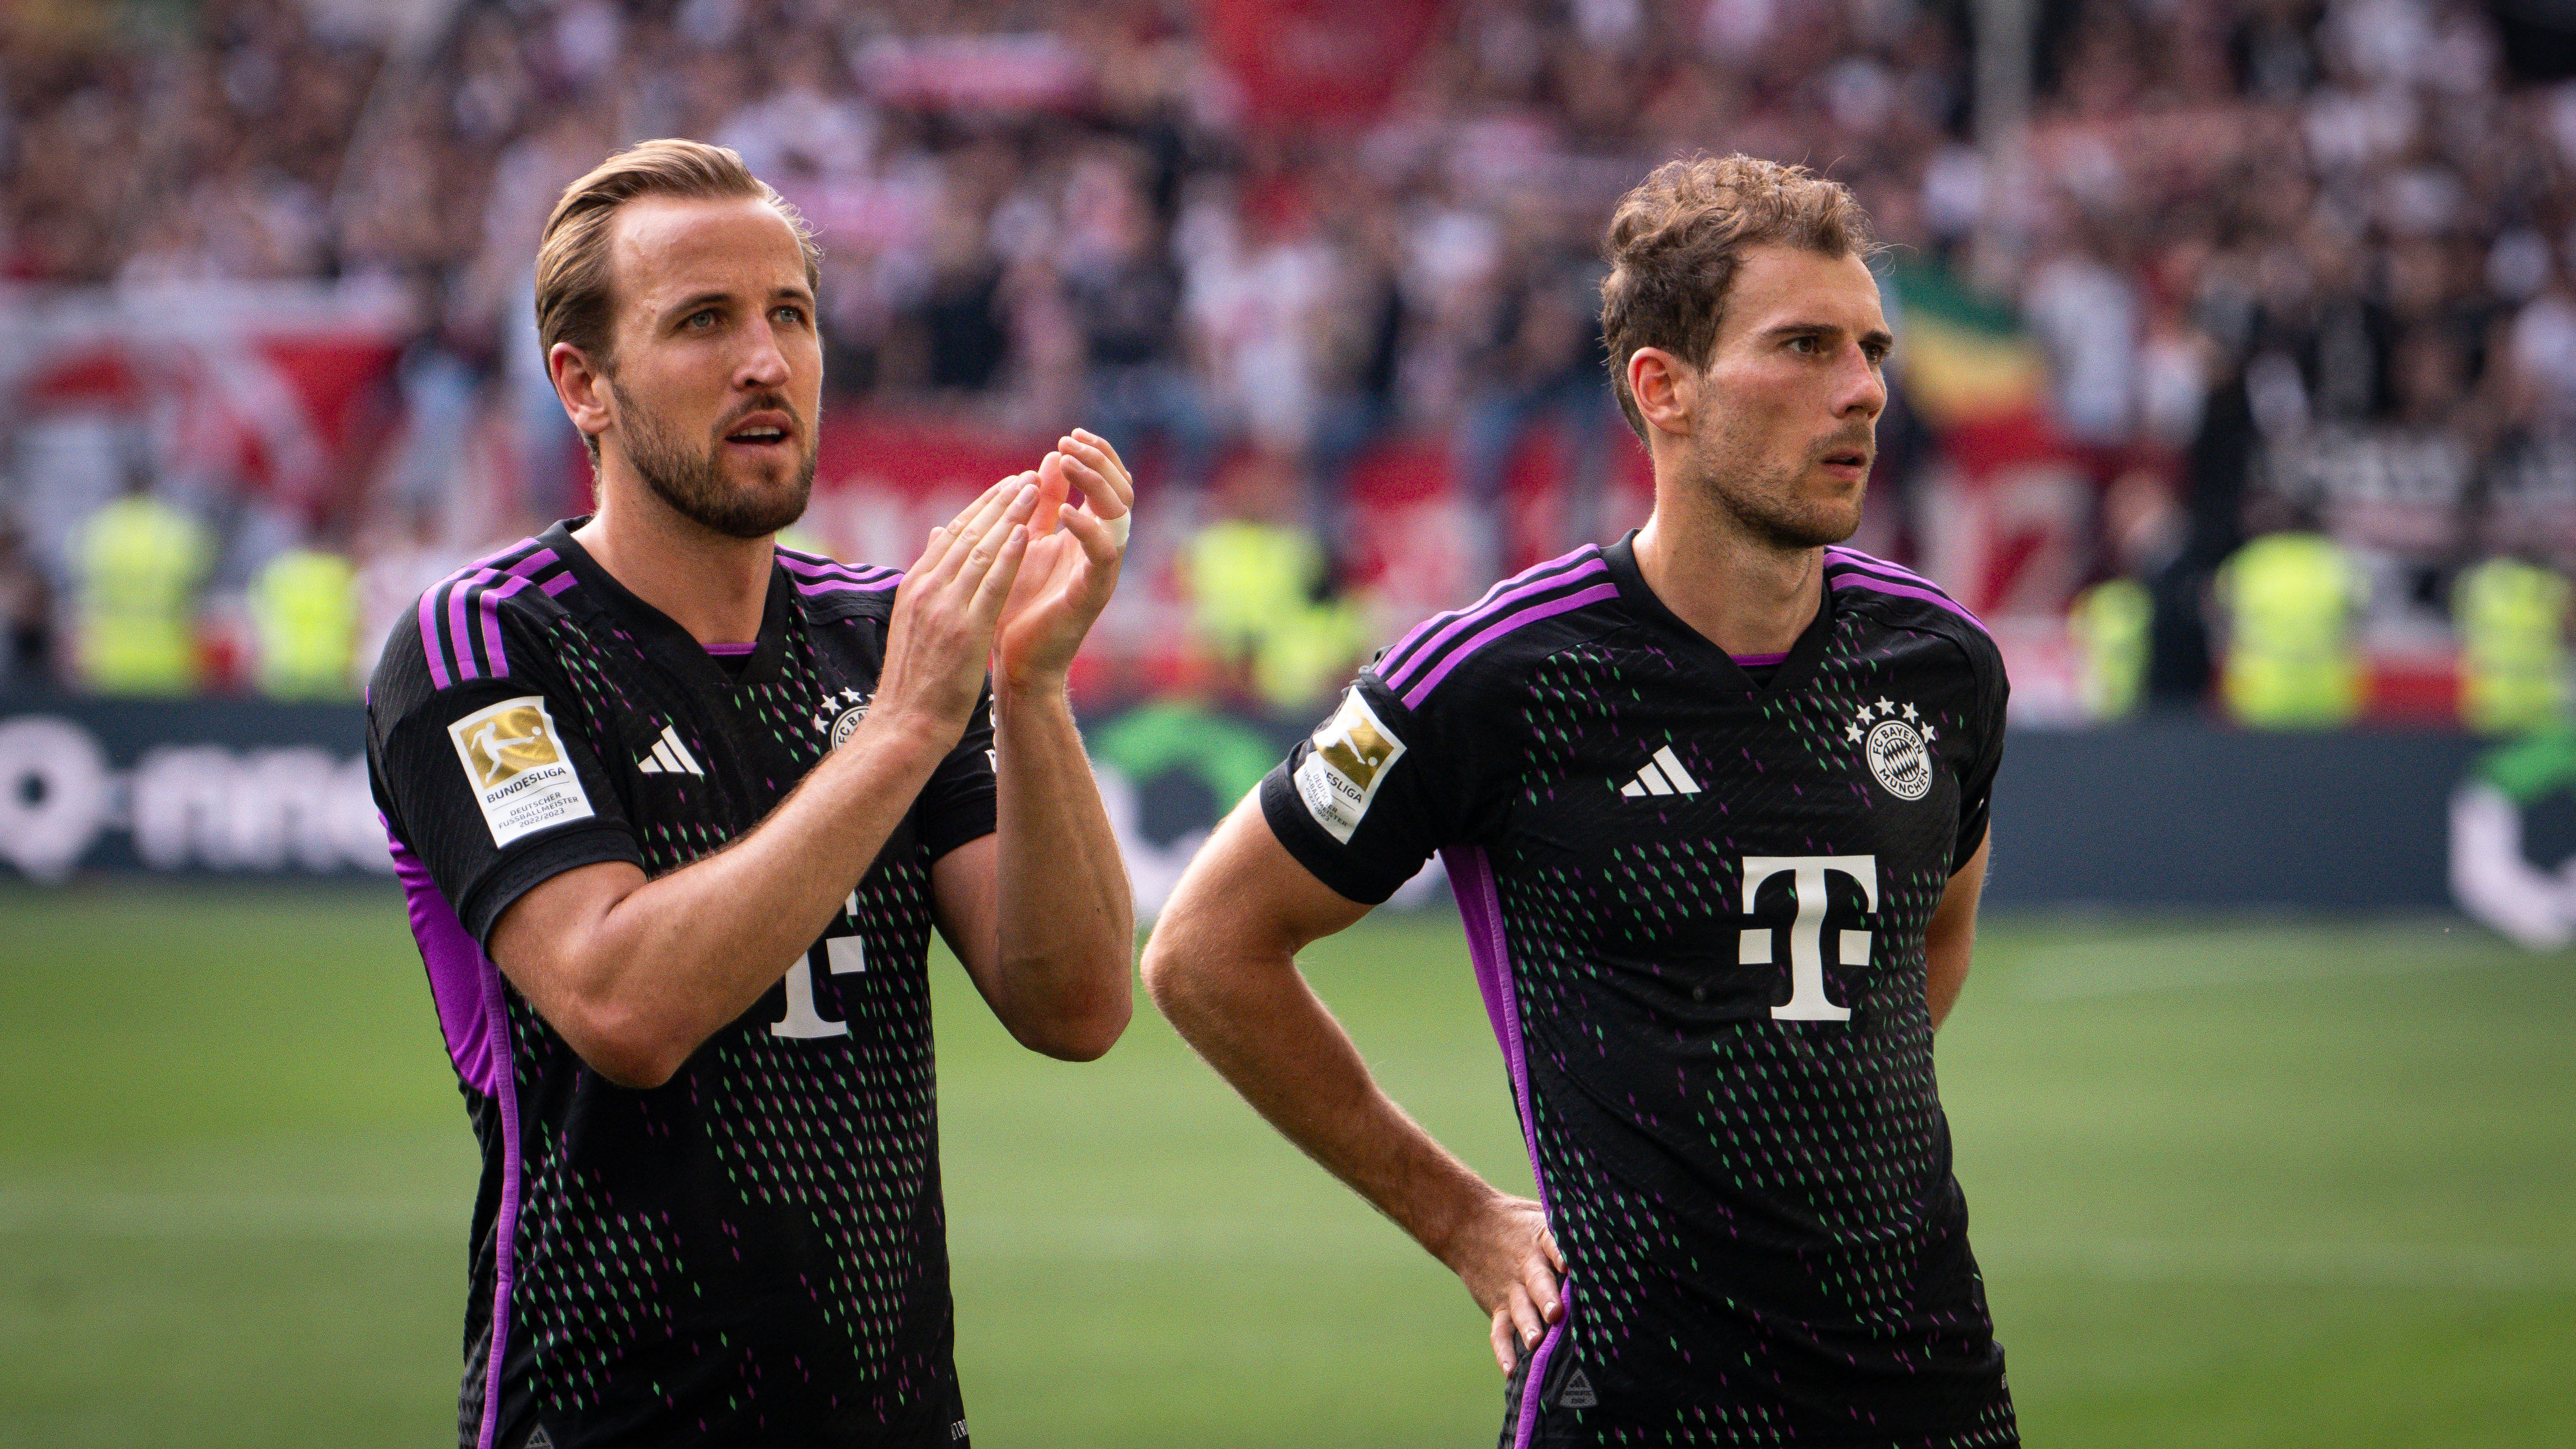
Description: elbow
xmin=1003 ymin=940 xmax=1136 ymax=1062
xmin=1012 ymin=991 xmax=1132 ymax=1062
xmin=561 ymin=998 xmax=693 ymax=1090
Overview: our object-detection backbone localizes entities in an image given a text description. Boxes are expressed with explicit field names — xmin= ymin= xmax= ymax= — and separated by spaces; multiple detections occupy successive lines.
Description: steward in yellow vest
xmin=2070 ymin=577 xmax=2152 ymax=721
xmin=75 ymin=492 xmax=210 ymax=695
xmin=2216 ymin=530 xmax=2366 ymax=729
xmin=2454 ymin=557 xmax=2570 ymax=737
xmin=250 ymin=546 xmax=360 ymax=701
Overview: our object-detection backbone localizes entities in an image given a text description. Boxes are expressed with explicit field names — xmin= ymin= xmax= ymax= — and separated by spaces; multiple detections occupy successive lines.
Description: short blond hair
xmin=1599 ymin=155 xmax=1876 ymax=441
xmin=534 ymin=138 xmax=821 ymax=374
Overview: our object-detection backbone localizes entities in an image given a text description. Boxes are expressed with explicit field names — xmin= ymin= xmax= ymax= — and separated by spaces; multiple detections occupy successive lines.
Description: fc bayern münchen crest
xmin=1843 ymin=696 xmax=1935 ymax=801
xmin=814 ymin=687 xmax=871 ymax=750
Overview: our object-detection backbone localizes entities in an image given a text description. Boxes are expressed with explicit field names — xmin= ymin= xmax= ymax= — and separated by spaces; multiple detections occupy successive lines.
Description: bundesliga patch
xmin=447 ymin=695 xmax=595 ymax=847
xmin=1294 ymin=688 xmax=1406 ymax=844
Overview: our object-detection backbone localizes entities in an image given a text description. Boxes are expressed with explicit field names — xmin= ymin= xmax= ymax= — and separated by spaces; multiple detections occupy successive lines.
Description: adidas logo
xmin=1557 ymin=1368 xmax=1597 ymax=1408
xmin=1618 ymin=746 xmax=1700 ymax=798
xmin=523 ymin=1429 xmax=555 ymax=1449
xmin=636 ymin=725 xmax=705 ymax=777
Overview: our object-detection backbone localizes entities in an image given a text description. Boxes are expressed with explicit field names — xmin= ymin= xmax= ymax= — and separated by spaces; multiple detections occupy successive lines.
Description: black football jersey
xmin=1259 ymin=534 xmax=2017 ymax=1448
xmin=367 ymin=521 xmax=995 ymax=1449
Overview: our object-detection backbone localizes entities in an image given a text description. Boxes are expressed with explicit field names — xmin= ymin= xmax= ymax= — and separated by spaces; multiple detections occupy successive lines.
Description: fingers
xmin=1541 ymin=1226 xmax=1566 ymax=1278
xmin=967 ymin=521 xmax=1032 ymax=626
xmin=1055 ymin=501 xmax=1121 ymax=571
xmin=1525 ymin=1253 xmax=1563 ymax=1324
xmin=928 ymin=476 xmax=1034 ymax=588
xmin=1057 ymin=430 xmax=1135 ymax=518
xmin=1490 ymin=1307 xmax=1517 ymax=1375
xmin=1033 ymin=451 xmax=1074 ymax=537
xmin=1504 ymin=1281 xmax=1546 ymax=1355
xmin=949 ymin=485 xmax=1039 ymax=595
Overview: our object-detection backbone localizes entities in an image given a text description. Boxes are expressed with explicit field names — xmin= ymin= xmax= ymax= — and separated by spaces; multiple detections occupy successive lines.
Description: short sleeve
xmin=915 ymin=683 xmax=998 ymax=862
xmin=1951 ymin=638 xmax=2011 ymax=873
xmin=1258 ymin=669 xmax=1479 ymax=906
xmin=368 ymin=639 xmax=641 ymax=946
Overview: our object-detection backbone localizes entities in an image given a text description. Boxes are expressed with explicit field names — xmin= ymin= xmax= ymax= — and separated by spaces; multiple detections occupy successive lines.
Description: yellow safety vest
xmin=1182 ymin=520 xmax=1367 ymax=708
xmin=2070 ymin=577 xmax=2151 ymax=722
xmin=77 ymin=495 xmax=210 ymax=695
xmin=2218 ymin=532 xmax=2364 ymax=729
xmin=251 ymin=547 xmax=360 ymax=701
xmin=2454 ymin=557 xmax=2570 ymax=737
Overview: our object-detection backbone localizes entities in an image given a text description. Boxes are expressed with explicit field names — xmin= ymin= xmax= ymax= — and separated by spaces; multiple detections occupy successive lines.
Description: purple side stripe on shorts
xmin=388 ymin=828 xmax=502 ymax=1096
xmin=475 ymin=955 xmax=524 ymax=1449
xmin=1826 ymin=569 xmax=1990 ymax=636
xmin=1379 ymin=550 xmax=1603 ymax=689
xmin=383 ymin=824 xmax=522 ymax=1449
xmin=1445 ymin=845 xmax=1572 ymax=1449
xmin=1399 ymin=582 xmax=1620 ymax=709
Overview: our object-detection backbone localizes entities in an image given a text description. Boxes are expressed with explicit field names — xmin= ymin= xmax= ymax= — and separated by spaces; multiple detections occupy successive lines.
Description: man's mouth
xmin=1819 ymin=448 xmax=1870 ymax=476
xmin=722 ymin=410 xmax=795 ymax=450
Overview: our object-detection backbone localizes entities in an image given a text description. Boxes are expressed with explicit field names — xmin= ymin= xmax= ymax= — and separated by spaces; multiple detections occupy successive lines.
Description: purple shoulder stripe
xmin=1380 ymin=553 xmax=1608 ymax=696
xmin=1397 ymin=579 xmax=1619 ymax=708
xmin=1825 ymin=557 xmax=1990 ymax=636
xmin=777 ymin=549 xmax=901 ymax=596
xmin=417 ymin=540 xmax=572 ymax=690
xmin=1824 ymin=545 xmax=1948 ymax=589
xmin=1379 ymin=547 xmax=1602 ymax=685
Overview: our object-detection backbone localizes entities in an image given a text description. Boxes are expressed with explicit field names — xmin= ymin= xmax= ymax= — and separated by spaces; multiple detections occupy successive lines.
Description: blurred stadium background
xmin=2 ymin=0 xmax=2573 ymax=1443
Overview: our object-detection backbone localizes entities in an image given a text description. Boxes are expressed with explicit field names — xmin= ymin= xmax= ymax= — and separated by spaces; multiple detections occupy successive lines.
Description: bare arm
xmin=487 ymin=480 xmax=1041 ymax=1089
xmin=928 ymin=677 xmax=1135 ymax=1061
xmin=1141 ymin=798 xmax=1563 ymax=1373
xmin=1925 ymin=829 xmax=1990 ymax=1030
xmin=930 ymin=428 xmax=1139 ymax=1061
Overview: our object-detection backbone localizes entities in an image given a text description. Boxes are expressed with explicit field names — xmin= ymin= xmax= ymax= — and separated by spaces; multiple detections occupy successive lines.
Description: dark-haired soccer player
xmin=368 ymin=140 xmax=1136 ymax=1449
xmin=1144 ymin=154 xmax=2016 ymax=1448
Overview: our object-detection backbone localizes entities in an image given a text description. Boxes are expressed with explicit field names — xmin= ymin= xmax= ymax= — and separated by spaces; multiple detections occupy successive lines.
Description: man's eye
xmin=774 ymin=306 xmax=807 ymax=326
xmin=1789 ymin=336 xmax=1817 ymax=354
xmin=685 ymin=310 xmax=718 ymax=330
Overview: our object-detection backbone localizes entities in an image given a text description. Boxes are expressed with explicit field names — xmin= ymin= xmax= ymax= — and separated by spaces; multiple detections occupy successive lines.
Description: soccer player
xmin=367 ymin=140 xmax=1137 ymax=1449
xmin=1142 ymin=155 xmax=2017 ymax=1447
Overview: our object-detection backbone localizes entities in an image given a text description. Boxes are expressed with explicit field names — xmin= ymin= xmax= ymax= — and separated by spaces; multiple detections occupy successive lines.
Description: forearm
xmin=983 ymin=678 xmax=1135 ymax=1051
xmin=1924 ymin=831 xmax=1991 ymax=1031
xmin=1151 ymin=933 xmax=1501 ymax=1268
xmin=1925 ymin=922 xmax=1973 ymax=1029
xmin=551 ymin=711 xmax=949 ymax=1072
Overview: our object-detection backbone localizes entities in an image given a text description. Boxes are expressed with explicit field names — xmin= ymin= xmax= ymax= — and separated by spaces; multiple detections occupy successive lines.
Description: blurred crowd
xmin=1 ymin=0 xmax=2572 ymax=729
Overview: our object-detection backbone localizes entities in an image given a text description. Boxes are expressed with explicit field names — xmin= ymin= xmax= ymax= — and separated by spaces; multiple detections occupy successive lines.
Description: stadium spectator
xmin=6 ymin=0 xmax=2576 ymax=713
xmin=0 ymin=515 xmax=53 ymax=691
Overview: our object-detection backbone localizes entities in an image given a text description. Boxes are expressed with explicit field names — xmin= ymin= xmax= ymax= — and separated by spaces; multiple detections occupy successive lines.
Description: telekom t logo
xmin=1739 ymin=855 xmax=1878 ymax=1022
xmin=774 ymin=890 xmax=868 ymax=1039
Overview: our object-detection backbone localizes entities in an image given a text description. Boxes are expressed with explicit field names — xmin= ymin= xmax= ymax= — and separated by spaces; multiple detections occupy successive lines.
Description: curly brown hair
xmin=1599 ymin=155 xmax=1876 ymax=442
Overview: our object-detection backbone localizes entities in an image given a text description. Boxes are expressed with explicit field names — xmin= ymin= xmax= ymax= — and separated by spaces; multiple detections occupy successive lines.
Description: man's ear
xmin=1627 ymin=347 xmax=1698 ymax=440
xmin=548 ymin=341 xmax=612 ymax=451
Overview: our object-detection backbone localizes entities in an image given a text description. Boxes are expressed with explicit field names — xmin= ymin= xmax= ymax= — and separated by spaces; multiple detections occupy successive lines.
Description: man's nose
xmin=1836 ymin=344 xmax=1887 ymax=419
xmin=737 ymin=322 xmax=791 ymax=390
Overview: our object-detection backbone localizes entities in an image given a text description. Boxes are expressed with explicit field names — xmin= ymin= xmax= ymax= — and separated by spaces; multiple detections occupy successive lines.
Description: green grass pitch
xmin=2 ymin=882 xmax=2571 ymax=1447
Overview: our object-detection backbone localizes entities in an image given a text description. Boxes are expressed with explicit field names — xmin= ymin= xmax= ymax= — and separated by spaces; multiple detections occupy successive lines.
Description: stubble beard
xmin=1686 ymin=418 xmax=1867 ymax=553
xmin=608 ymin=377 xmax=816 ymax=541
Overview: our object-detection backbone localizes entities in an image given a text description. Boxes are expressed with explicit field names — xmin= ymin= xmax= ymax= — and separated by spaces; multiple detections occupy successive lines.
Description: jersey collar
xmin=1601 ymin=529 xmax=1835 ymax=700
xmin=540 ymin=518 xmax=794 ymax=691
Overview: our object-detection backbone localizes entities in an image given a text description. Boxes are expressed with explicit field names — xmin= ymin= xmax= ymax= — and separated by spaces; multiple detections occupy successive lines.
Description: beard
xmin=608 ymin=378 xmax=816 ymax=540
xmin=1687 ymin=418 xmax=1869 ymax=551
